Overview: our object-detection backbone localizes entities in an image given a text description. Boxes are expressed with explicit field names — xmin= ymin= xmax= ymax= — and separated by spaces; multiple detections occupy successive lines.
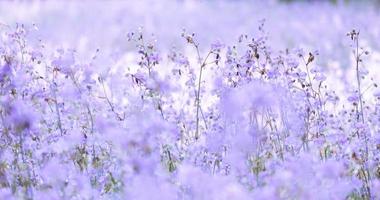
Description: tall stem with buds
xmin=349 ymin=29 xmax=371 ymax=200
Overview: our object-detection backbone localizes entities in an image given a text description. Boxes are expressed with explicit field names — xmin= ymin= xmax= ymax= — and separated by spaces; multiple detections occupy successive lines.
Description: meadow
xmin=1 ymin=0 xmax=380 ymax=199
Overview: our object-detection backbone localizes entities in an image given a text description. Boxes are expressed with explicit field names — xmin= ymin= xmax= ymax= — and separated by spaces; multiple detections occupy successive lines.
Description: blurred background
xmin=0 ymin=0 xmax=379 ymax=73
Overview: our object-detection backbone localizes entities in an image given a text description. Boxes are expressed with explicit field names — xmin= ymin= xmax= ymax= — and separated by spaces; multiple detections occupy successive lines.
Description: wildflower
xmin=286 ymin=57 xmax=299 ymax=68
xmin=220 ymin=80 xmax=283 ymax=120
xmin=314 ymin=73 xmax=326 ymax=81
xmin=0 ymin=62 xmax=12 ymax=83
xmin=2 ymin=99 xmax=36 ymax=133
xmin=127 ymin=175 xmax=177 ymax=200
xmin=148 ymin=52 xmax=161 ymax=64
xmin=373 ymin=90 xmax=380 ymax=98
xmin=211 ymin=40 xmax=225 ymax=52
xmin=51 ymin=49 xmax=75 ymax=75
xmin=347 ymin=93 xmax=359 ymax=102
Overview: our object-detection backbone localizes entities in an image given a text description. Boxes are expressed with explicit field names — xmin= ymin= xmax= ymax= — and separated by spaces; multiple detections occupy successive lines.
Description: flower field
xmin=1 ymin=0 xmax=380 ymax=199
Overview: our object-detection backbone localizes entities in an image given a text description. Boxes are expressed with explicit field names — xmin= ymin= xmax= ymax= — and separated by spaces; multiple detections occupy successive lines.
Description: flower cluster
xmin=0 ymin=11 xmax=380 ymax=200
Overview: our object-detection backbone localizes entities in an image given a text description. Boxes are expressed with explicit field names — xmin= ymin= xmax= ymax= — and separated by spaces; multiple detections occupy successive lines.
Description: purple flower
xmin=0 ymin=62 xmax=12 ymax=82
xmin=347 ymin=93 xmax=359 ymax=102
xmin=211 ymin=40 xmax=225 ymax=52
xmin=314 ymin=73 xmax=326 ymax=81
xmin=51 ymin=49 xmax=75 ymax=75
xmin=148 ymin=52 xmax=161 ymax=64
xmin=2 ymin=99 xmax=36 ymax=133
